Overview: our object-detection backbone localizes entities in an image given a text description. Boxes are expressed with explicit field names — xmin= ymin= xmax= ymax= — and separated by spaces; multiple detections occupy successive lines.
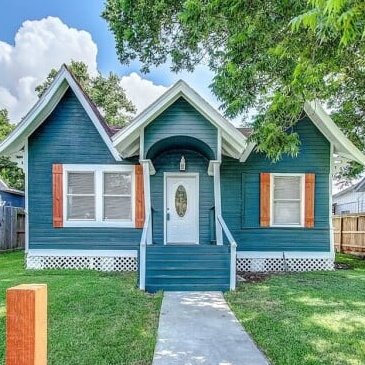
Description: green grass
xmin=226 ymin=254 xmax=365 ymax=365
xmin=0 ymin=251 xmax=162 ymax=365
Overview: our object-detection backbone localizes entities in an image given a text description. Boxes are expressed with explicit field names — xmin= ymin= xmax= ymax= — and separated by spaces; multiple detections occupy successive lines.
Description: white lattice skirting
xmin=26 ymin=250 xmax=138 ymax=272
xmin=236 ymin=253 xmax=334 ymax=272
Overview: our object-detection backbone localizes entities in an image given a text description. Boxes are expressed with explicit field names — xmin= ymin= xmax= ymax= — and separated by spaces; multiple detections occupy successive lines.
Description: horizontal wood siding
xmin=28 ymin=88 xmax=141 ymax=250
xmin=144 ymin=97 xmax=218 ymax=159
xmin=150 ymin=150 xmax=214 ymax=244
xmin=221 ymin=117 xmax=331 ymax=252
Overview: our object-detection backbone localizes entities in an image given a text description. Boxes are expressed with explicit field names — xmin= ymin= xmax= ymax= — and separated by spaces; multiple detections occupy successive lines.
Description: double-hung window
xmin=63 ymin=165 xmax=134 ymax=227
xmin=271 ymin=174 xmax=304 ymax=227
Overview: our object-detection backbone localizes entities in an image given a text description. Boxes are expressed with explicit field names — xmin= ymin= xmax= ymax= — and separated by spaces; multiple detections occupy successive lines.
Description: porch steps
xmin=145 ymin=245 xmax=230 ymax=292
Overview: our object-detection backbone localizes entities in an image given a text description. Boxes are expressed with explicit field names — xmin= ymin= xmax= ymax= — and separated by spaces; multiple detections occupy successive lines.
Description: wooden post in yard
xmin=6 ymin=284 xmax=47 ymax=365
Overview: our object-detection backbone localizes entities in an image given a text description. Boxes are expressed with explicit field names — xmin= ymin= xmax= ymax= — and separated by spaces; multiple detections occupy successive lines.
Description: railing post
xmin=213 ymin=161 xmax=223 ymax=245
xmin=141 ymin=160 xmax=152 ymax=245
xmin=230 ymin=242 xmax=237 ymax=290
xmin=6 ymin=284 xmax=47 ymax=365
xmin=139 ymin=241 xmax=146 ymax=290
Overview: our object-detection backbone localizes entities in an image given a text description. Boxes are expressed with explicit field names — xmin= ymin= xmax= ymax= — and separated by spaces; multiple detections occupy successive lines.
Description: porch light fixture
xmin=179 ymin=155 xmax=186 ymax=171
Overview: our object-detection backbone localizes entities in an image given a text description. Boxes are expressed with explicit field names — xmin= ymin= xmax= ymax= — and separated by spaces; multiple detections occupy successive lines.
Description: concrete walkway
xmin=152 ymin=292 xmax=270 ymax=365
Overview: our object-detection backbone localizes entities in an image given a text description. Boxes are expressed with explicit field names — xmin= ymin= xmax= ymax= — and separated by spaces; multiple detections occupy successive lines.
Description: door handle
xmin=166 ymin=208 xmax=170 ymax=221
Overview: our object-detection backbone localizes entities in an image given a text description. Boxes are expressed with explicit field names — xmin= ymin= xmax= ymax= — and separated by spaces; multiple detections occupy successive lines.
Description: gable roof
xmin=333 ymin=177 xmax=365 ymax=199
xmin=0 ymin=66 xmax=364 ymax=166
xmin=304 ymin=101 xmax=365 ymax=165
xmin=112 ymin=80 xmax=248 ymax=159
xmin=0 ymin=65 xmax=121 ymax=160
xmin=240 ymin=101 xmax=365 ymax=164
xmin=0 ymin=178 xmax=24 ymax=196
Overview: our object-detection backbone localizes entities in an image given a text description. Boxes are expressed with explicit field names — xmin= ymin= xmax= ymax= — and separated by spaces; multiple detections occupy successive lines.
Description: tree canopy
xmin=36 ymin=61 xmax=137 ymax=128
xmin=0 ymin=109 xmax=24 ymax=190
xmin=103 ymin=0 xmax=365 ymax=180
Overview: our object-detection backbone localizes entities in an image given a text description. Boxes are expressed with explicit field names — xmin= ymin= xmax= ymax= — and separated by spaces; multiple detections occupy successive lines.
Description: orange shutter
xmin=305 ymin=173 xmax=315 ymax=228
xmin=52 ymin=164 xmax=63 ymax=228
xmin=135 ymin=165 xmax=145 ymax=228
xmin=260 ymin=173 xmax=271 ymax=227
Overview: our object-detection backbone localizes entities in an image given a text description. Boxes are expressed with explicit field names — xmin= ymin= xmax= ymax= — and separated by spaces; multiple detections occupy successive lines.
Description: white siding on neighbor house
xmin=333 ymin=190 xmax=365 ymax=214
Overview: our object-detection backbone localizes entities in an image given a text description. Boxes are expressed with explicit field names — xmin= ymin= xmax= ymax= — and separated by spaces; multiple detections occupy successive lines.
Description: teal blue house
xmin=1 ymin=65 xmax=364 ymax=292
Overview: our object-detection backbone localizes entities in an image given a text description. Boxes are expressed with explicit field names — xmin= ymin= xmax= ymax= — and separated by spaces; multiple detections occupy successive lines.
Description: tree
xmin=102 ymin=0 xmax=365 ymax=180
xmin=36 ymin=60 xmax=137 ymax=128
xmin=0 ymin=109 xmax=24 ymax=190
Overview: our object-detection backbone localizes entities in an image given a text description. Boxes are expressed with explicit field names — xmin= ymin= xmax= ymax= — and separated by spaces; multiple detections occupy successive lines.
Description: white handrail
xmin=139 ymin=213 xmax=151 ymax=290
xmin=217 ymin=214 xmax=237 ymax=290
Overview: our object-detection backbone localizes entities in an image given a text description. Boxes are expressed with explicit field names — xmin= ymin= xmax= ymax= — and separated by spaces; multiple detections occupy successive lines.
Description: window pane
xmin=104 ymin=196 xmax=131 ymax=220
xmin=104 ymin=173 xmax=131 ymax=195
xmin=274 ymin=176 xmax=301 ymax=200
xmin=67 ymin=196 xmax=95 ymax=220
xmin=68 ymin=172 xmax=94 ymax=194
xmin=273 ymin=201 xmax=301 ymax=225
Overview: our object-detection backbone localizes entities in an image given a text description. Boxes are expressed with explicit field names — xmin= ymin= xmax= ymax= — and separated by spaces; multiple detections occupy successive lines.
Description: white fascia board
xmin=112 ymin=80 xmax=247 ymax=158
xmin=0 ymin=66 xmax=121 ymax=161
xmin=304 ymin=101 xmax=365 ymax=165
xmin=239 ymin=142 xmax=256 ymax=162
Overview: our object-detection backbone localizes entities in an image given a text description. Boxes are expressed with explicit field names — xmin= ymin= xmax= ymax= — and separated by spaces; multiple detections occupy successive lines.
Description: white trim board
xmin=0 ymin=65 xmax=121 ymax=161
xmin=112 ymin=80 xmax=247 ymax=160
xmin=237 ymin=251 xmax=332 ymax=259
xmin=27 ymin=249 xmax=138 ymax=258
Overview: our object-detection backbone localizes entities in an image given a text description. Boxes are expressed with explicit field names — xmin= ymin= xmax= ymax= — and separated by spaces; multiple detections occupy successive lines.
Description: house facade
xmin=333 ymin=178 xmax=365 ymax=215
xmin=0 ymin=178 xmax=25 ymax=208
xmin=1 ymin=65 xmax=364 ymax=292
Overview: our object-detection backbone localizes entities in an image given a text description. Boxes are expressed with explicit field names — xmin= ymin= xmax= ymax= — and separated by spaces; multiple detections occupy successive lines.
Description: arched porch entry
xmin=144 ymin=136 xmax=219 ymax=245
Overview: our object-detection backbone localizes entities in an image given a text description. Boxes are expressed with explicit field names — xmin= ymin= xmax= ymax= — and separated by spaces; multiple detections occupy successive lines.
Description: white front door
xmin=165 ymin=173 xmax=199 ymax=244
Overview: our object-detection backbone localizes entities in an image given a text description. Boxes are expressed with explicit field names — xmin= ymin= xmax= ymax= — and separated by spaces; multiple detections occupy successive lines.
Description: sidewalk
xmin=152 ymin=291 xmax=270 ymax=365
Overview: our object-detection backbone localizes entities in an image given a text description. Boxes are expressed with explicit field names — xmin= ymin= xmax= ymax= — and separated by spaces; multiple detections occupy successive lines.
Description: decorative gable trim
xmin=112 ymin=80 xmax=247 ymax=160
xmin=0 ymin=65 xmax=121 ymax=161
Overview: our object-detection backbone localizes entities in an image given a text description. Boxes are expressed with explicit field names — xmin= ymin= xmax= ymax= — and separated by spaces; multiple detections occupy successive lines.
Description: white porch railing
xmin=139 ymin=213 xmax=151 ymax=290
xmin=217 ymin=214 xmax=237 ymax=290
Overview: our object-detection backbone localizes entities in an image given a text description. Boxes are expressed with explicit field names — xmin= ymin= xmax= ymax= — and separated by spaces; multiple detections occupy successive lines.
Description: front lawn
xmin=0 ymin=251 xmax=162 ymax=365
xmin=226 ymin=254 xmax=365 ymax=365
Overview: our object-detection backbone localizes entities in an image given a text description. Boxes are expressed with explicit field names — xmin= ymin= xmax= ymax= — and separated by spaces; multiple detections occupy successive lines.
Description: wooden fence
xmin=0 ymin=205 xmax=25 ymax=252
xmin=333 ymin=214 xmax=365 ymax=255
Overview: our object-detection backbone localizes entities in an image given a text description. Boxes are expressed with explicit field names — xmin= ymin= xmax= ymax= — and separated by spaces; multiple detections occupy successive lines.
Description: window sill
xmin=62 ymin=220 xmax=135 ymax=228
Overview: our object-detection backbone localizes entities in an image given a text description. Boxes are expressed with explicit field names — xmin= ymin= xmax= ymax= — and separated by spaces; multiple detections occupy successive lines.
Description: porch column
xmin=212 ymin=161 xmax=223 ymax=245
xmin=140 ymin=160 xmax=153 ymax=245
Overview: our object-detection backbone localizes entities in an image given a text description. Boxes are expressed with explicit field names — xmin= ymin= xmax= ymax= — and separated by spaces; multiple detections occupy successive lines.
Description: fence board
xmin=0 ymin=205 xmax=25 ymax=252
xmin=333 ymin=214 xmax=365 ymax=255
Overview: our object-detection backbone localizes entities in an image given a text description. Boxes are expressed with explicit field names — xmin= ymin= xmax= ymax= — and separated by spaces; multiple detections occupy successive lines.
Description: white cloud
xmin=120 ymin=72 xmax=168 ymax=113
xmin=0 ymin=17 xmax=98 ymax=123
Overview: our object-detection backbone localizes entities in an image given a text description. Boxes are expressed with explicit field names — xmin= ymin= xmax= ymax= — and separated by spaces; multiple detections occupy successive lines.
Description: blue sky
xmin=0 ymin=0 xmax=218 ymax=108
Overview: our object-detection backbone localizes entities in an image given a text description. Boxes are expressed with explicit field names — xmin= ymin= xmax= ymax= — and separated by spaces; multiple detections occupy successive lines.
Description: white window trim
xmin=63 ymin=164 xmax=135 ymax=228
xmin=270 ymin=173 xmax=305 ymax=228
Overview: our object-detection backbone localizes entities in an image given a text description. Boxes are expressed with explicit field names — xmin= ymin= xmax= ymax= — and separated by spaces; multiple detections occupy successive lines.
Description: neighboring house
xmin=333 ymin=178 xmax=365 ymax=215
xmin=0 ymin=178 xmax=25 ymax=208
xmin=0 ymin=65 xmax=365 ymax=292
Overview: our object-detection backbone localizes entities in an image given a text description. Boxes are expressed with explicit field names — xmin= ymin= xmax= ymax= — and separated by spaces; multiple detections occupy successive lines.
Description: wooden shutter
xmin=52 ymin=164 xmax=63 ymax=228
xmin=305 ymin=173 xmax=315 ymax=228
xmin=135 ymin=165 xmax=145 ymax=228
xmin=260 ymin=173 xmax=271 ymax=227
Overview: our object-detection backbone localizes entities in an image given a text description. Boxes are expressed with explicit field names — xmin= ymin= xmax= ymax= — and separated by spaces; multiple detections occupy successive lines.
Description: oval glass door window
xmin=175 ymin=185 xmax=187 ymax=217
